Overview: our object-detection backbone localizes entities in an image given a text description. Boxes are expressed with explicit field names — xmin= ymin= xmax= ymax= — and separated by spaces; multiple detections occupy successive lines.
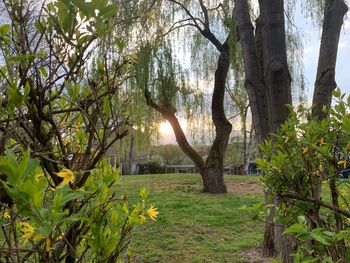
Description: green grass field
xmin=119 ymin=173 xmax=268 ymax=263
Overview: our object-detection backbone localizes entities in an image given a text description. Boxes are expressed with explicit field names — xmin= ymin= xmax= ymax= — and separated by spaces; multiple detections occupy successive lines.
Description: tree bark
xmin=235 ymin=0 xmax=275 ymax=257
xmin=235 ymin=0 xmax=293 ymax=260
xmin=312 ymin=0 xmax=348 ymax=120
xmin=202 ymin=41 xmax=232 ymax=193
xmin=258 ymin=0 xmax=292 ymax=133
xmin=234 ymin=0 xmax=269 ymax=145
xmin=259 ymin=1 xmax=293 ymax=262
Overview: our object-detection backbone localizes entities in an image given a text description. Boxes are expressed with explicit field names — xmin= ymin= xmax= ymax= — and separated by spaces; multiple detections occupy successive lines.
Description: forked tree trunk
xmin=235 ymin=0 xmax=293 ymax=260
xmin=144 ymin=41 xmax=231 ymax=194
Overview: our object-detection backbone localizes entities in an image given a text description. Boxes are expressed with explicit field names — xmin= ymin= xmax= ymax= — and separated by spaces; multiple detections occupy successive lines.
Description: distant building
xmin=165 ymin=164 xmax=197 ymax=173
xmin=224 ymin=161 xmax=261 ymax=175
xmin=104 ymin=145 xmax=150 ymax=175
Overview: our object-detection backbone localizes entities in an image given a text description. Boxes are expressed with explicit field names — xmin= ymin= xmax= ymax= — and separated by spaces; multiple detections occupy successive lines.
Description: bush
xmin=258 ymin=89 xmax=350 ymax=261
xmin=0 ymin=150 xmax=158 ymax=262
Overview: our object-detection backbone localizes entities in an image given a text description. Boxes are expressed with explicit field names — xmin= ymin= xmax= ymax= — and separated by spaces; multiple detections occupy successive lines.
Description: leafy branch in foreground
xmin=0 ymin=150 xmax=158 ymax=262
xmin=257 ymin=89 xmax=350 ymax=261
xmin=0 ymin=0 xmax=159 ymax=261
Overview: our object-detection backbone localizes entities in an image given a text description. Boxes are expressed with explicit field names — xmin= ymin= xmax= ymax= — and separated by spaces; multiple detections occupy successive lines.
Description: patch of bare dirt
xmin=240 ymin=247 xmax=272 ymax=263
xmin=225 ymin=181 xmax=264 ymax=195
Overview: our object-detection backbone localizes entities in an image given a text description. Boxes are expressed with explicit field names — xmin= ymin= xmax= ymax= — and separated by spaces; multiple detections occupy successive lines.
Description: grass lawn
xmin=119 ymin=173 xmax=267 ymax=263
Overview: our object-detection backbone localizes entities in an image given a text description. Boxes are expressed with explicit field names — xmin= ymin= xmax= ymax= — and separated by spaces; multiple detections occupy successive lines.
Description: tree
xmin=153 ymin=144 xmax=190 ymax=165
xmin=226 ymin=87 xmax=253 ymax=175
xmin=234 ymin=0 xmax=348 ymax=261
xmin=134 ymin=0 xmax=241 ymax=194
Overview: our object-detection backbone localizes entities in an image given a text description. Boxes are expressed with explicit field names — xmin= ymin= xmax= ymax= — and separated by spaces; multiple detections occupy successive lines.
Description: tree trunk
xmin=312 ymin=0 xmax=348 ymax=120
xmin=128 ymin=130 xmax=135 ymax=175
xmin=201 ymin=166 xmax=227 ymax=194
xmin=263 ymin=190 xmax=276 ymax=257
xmin=144 ymin=35 xmax=232 ymax=194
xmin=235 ymin=0 xmax=293 ymax=260
xmin=310 ymin=2 xmax=348 ymax=258
xmin=200 ymin=41 xmax=232 ymax=194
xmin=235 ymin=0 xmax=276 ymax=257
xmin=258 ymin=0 xmax=291 ymax=133
xmin=243 ymin=126 xmax=253 ymax=175
xmin=259 ymin=1 xmax=293 ymax=261
xmin=234 ymin=0 xmax=269 ymax=145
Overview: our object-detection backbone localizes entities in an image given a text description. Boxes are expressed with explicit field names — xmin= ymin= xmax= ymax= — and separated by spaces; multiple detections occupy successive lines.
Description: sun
xmin=158 ymin=119 xmax=187 ymax=143
xmin=159 ymin=121 xmax=173 ymax=135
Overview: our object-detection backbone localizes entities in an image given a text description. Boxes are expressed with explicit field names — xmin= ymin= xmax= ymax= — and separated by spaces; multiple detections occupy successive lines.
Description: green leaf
xmin=342 ymin=116 xmax=350 ymax=134
xmin=115 ymin=38 xmax=125 ymax=50
xmin=95 ymin=18 xmax=107 ymax=36
xmin=97 ymin=59 xmax=104 ymax=74
xmin=72 ymin=0 xmax=93 ymax=17
xmin=60 ymin=190 xmax=85 ymax=206
xmin=322 ymin=257 xmax=334 ymax=263
xmin=24 ymin=82 xmax=31 ymax=98
xmin=332 ymin=88 xmax=341 ymax=98
xmin=283 ymin=223 xmax=307 ymax=235
xmin=310 ymin=228 xmax=334 ymax=245
xmin=34 ymin=20 xmax=45 ymax=33
xmin=103 ymin=167 xmax=119 ymax=185
xmin=40 ymin=67 xmax=48 ymax=78
xmin=99 ymin=4 xmax=118 ymax=19
xmin=310 ymin=232 xmax=332 ymax=245
xmin=103 ymin=98 xmax=110 ymax=116
xmin=0 ymin=24 xmax=10 ymax=36
xmin=57 ymin=1 xmax=73 ymax=33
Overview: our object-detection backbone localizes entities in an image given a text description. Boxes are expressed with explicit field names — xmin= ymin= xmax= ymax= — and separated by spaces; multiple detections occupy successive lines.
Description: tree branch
xmin=144 ymin=88 xmax=205 ymax=168
xmin=279 ymin=193 xmax=350 ymax=218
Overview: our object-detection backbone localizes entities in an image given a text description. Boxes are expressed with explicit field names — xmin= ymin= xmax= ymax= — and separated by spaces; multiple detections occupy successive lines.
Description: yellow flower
xmin=45 ymin=238 xmax=51 ymax=252
xmin=338 ymin=160 xmax=347 ymax=169
xmin=130 ymin=53 xmax=138 ymax=64
xmin=56 ymin=169 xmax=74 ymax=188
xmin=146 ymin=205 xmax=159 ymax=221
xmin=302 ymin=147 xmax=309 ymax=154
xmin=3 ymin=211 xmax=11 ymax=219
xmin=139 ymin=188 xmax=149 ymax=199
xmin=20 ymin=222 xmax=48 ymax=248
xmin=320 ymin=138 xmax=327 ymax=146
xmin=20 ymin=222 xmax=35 ymax=239
xmin=35 ymin=173 xmax=44 ymax=182
xmin=139 ymin=215 xmax=147 ymax=224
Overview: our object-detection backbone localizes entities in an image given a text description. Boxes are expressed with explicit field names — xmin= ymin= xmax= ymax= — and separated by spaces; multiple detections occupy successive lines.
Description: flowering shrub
xmin=0 ymin=150 xmax=158 ymax=262
xmin=257 ymin=89 xmax=350 ymax=262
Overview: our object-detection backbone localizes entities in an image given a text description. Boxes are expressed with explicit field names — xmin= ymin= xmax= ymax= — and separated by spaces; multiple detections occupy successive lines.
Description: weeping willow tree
xmin=135 ymin=21 xmax=233 ymax=193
